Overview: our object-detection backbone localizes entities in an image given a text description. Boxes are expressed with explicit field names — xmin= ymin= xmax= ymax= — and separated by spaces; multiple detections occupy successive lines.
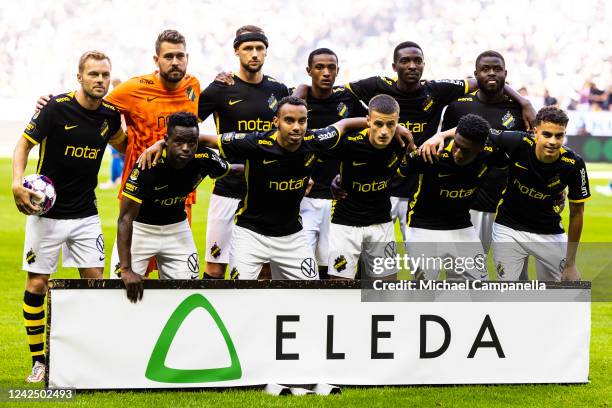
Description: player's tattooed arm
xmin=117 ymin=198 xmax=144 ymax=303
xmin=419 ymin=127 xmax=456 ymax=163
xmin=12 ymin=137 xmax=41 ymax=214
xmin=562 ymin=202 xmax=584 ymax=281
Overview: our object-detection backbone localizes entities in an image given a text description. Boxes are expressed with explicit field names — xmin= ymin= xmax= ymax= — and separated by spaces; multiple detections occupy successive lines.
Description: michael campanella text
xmin=371 ymin=280 xmax=547 ymax=292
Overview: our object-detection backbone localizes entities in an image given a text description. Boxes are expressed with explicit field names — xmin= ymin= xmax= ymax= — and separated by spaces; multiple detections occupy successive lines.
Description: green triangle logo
xmin=145 ymin=294 xmax=242 ymax=383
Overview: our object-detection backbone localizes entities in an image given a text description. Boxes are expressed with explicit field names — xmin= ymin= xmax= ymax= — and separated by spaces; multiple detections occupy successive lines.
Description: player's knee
xmin=25 ymin=273 xmax=49 ymax=294
xmin=206 ymin=262 xmax=226 ymax=277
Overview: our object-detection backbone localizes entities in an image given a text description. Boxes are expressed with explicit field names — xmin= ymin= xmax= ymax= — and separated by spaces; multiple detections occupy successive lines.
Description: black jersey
xmin=347 ymin=76 xmax=468 ymax=197
xmin=306 ymin=86 xmax=367 ymax=200
xmin=331 ymin=130 xmax=408 ymax=226
xmin=217 ymin=126 xmax=341 ymax=236
xmin=442 ymin=91 xmax=526 ymax=212
xmin=122 ymin=147 xmax=230 ymax=225
xmin=22 ymin=92 xmax=123 ymax=219
xmin=198 ymin=74 xmax=290 ymax=199
xmin=489 ymin=130 xmax=591 ymax=234
xmin=406 ymin=140 xmax=504 ymax=230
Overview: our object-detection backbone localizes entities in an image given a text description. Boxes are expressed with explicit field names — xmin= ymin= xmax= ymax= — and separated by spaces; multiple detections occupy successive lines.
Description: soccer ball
xmin=23 ymin=174 xmax=56 ymax=215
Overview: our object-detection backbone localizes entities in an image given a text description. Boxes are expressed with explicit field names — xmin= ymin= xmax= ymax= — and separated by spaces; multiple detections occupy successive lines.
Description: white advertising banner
xmin=47 ymin=285 xmax=590 ymax=389
xmin=567 ymin=111 xmax=612 ymax=136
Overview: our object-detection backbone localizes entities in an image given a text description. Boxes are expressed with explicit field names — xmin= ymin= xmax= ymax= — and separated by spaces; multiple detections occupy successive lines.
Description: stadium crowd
xmin=0 ymin=0 xmax=610 ymax=111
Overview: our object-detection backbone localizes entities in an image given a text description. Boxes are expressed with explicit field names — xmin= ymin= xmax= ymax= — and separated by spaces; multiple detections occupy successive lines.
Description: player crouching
xmin=117 ymin=112 xmax=237 ymax=302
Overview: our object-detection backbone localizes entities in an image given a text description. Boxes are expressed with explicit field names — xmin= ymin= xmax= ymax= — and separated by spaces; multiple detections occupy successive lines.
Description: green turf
xmin=0 ymin=157 xmax=610 ymax=407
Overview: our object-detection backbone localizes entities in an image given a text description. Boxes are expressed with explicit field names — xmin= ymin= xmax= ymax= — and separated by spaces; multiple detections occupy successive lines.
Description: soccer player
xmin=12 ymin=51 xmax=125 ymax=382
xmin=198 ymin=25 xmax=289 ymax=278
xmin=338 ymin=42 xmax=535 ymax=241
xmin=298 ymin=48 xmax=367 ymax=277
xmin=441 ymin=50 xmax=527 ymax=255
xmin=326 ymin=95 xmax=410 ymax=280
xmin=37 ymin=29 xmax=200 ymax=279
xmin=404 ymin=114 xmax=504 ymax=280
xmin=118 ymin=112 xmax=235 ymax=302
xmin=490 ymin=107 xmax=590 ymax=281
xmin=138 ymin=97 xmax=409 ymax=279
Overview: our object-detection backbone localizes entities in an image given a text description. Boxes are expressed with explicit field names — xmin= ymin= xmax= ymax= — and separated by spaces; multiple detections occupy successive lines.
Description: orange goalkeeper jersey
xmin=105 ymin=72 xmax=200 ymax=203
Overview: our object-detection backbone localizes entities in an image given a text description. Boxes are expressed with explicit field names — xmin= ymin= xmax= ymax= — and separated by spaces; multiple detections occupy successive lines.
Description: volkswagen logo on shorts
xmin=187 ymin=253 xmax=199 ymax=273
xmin=300 ymin=258 xmax=317 ymax=278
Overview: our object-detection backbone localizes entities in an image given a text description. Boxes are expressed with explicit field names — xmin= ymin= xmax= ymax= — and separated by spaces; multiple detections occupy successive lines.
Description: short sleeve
xmin=306 ymin=125 xmax=343 ymax=152
xmin=346 ymin=76 xmax=380 ymax=103
xmin=22 ymin=101 xmax=56 ymax=145
xmin=429 ymin=79 xmax=468 ymax=106
xmin=567 ymin=157 xmax=591 ymax=203
xmin=200 ymin=147 xmax=231 ymax=179
xmin=121 ymin=164 xmax=151 ymax=204
xmin=487 ymin=129 xmax=529 ymax=155
xmin=217 ymin=132 xmax=259 ymax=159
xmin=198 ymin=83 xmax=220 ymax=121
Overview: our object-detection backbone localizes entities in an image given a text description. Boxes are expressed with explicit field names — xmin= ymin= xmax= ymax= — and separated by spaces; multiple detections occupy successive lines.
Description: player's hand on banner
xmin=12 ymin=183 xmax=41 ymax=215
xmin=304 ymin=178 xmax=314 ymax=196
xmin=121 ymin=268 xmax=143 ymax=303
xmin=521 ymin=101 xmax=537 ymax=130
xmin=35 ymin=94 xmax=52 ymax=111
xmin=561 ymin=264 xmax=580 ymax=281
xmin=137 ymin=140 xmax=165 ymax=170
xmin=331 ymin=174 xmax=347 ymax=199
xmin=394 ymin=125 xmax=415 ymax=151
xmin=214 ymin=71 xmax=234 ymax=86
xmin=419 ymin=133 xmax=447 ymax=163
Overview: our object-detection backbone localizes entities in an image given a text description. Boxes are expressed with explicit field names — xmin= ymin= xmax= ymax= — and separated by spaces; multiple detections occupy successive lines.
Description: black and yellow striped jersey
xmin=122 ymin=147 xmax=230 ymax=225
xmin=346 ymin=76 xmax=468 ymax=197
xmin=217 ymin=126 xmax=341 ymax=237
xmin=442 ymin=91 xmax=526 ymax=213
xmin=490 ymin=130 xmax=591 ymax=234
xmin=22 ymin=92 xmax=122 ymax=219
xmin=331 ymin=130 xmax=408 ymax=226
xmin=305 ymin=86 xmax=367 ymax=199
xmin=198 ymin=75 xmax=290 ymax=199
xmin=406 ymin=140 xmax=503 ymax=230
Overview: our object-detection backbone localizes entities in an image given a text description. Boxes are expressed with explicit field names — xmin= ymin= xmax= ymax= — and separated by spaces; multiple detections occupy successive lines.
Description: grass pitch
xmin=0 ymin=157 xmax=610 ymax=407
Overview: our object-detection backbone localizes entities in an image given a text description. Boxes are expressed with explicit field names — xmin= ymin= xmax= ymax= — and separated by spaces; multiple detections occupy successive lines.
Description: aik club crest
xmin=502 ymin=111 xmax=516 ymax=129
xmin=337 ymin=102 xmax=348 ymax=118
xmin=186 ymin=86 xmax=196 ymax=102
xmin=267 ymin=94 xmax=278 ymax=112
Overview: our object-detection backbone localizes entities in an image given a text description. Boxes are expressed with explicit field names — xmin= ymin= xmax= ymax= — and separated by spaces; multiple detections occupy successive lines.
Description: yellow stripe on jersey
xmin=22 ymin=133 xmax=39 ymax=145
xmin=212 ymin=160 xmax=232 ymax=180
xmin=406 ymin=174 xmax=423 ymax=227
xmin=234 ymin=159 xmax=250 ymax=223
xmin=463 ymin=78 xmax=469 ymax=94
xmin=213 ymin=112 xmax=220 ymax=134
xmin=495 ymin=187 xmax=507 ymax=215
xmin=121 ymin=192 xmax=142 ymax=204
xmin=36 ymin=138 xmax=47 ymax=174
xmin=568 ymin=197 xmax=591 ymax=203
xmin=109 ymin=128 xmax=127 ymax=147
xmin=444 ymin=140 xmax=454 ymax=152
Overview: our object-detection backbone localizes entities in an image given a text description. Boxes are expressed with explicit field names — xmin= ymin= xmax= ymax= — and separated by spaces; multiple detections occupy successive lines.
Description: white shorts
xmin=299 ymin=197 xmax=332 ymax=266
xmin=327 ymin=222 xmax=397 ymax=279
xmin=404 ymin=226 xmax=488 ymax=281
xmin=390 ymin=196 xmax=408 ymax=242
xmin=22 ymin=214 xmax=104 ymax=274
xmin=130 ymin=219 xmax=199 ymax=280
xmin=491 ymin=223 xmax=567 ymax=281
xmin=470 ymin=210 xmax=495 ymax=253
xmin=205 ymin=194 xmax=241 ymax=264
xmin=229 ymin=225 xmax=318 ymax=280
